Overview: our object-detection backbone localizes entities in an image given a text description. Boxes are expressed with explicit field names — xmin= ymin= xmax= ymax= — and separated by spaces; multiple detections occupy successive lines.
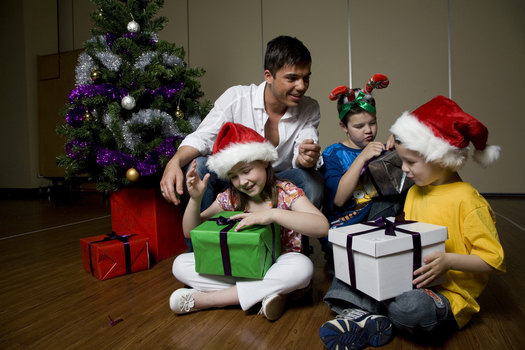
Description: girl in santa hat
xmin=320 ymin=96 xmax=506 ymax=350
xmin=170 ymin=122 xmax=329 ymax=320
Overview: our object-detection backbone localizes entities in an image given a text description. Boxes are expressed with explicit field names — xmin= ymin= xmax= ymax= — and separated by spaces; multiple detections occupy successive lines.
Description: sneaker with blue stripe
xmin=319 ymin=308 xmax=393 ymax=350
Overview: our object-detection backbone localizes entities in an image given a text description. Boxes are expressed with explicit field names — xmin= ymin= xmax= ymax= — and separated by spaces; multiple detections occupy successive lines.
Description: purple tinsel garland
xmin=65 ymin=140 xmax=94 ymax=160
xmin=106 ymin=32 xmax=118 ymax=47
xmin=68 ymin=82 xmax=183 ymax=107
xmin=65 ymin=106 xmax=86 ymax=127
xmin=68 ymin=84 xmax=127 ymax=104
xmin=150 ymin=82 xmax=184 ymax=101
xmin=66 ymin=137 xmax=183 ymax=177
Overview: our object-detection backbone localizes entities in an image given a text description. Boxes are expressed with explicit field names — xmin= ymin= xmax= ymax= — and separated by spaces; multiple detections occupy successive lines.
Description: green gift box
xmin=192 ymin=211 xmax=281 ymax=279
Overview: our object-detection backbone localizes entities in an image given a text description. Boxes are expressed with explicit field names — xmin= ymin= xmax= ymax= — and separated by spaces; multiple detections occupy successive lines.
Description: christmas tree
xmin=56 ymin=0 xmax=211 ymax=193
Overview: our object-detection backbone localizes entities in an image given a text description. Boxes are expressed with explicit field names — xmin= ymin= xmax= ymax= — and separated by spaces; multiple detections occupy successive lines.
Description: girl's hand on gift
xmin=186 ymin=159 xmax=210 ymax=200
xmin=413 ymin=251 xmax=451 ymax=288
xmin=359 ymin=141 xmax=385 ymax=162
xmin=231 ymin=211 xmax=273 ymax=231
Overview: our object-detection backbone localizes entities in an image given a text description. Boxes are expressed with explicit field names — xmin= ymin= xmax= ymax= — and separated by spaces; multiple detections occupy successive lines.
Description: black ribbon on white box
xmin=345 ymin=217 xmax=421 ymax=289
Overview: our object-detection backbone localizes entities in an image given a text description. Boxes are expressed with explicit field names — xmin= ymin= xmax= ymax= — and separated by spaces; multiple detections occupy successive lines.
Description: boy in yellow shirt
xmin=319 ymin=96 xmax=506 ymax=349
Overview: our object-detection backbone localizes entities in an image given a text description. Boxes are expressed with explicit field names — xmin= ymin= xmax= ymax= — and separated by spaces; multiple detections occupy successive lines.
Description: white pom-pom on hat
xmin=474 ymin=145 xmax=501 ymax=168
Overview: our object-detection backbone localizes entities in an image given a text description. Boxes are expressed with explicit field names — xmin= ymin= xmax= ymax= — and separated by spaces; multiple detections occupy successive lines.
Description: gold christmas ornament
xmin=84 ymin=111 xmax=91 ymax=122
xmin=90 ymin=67 xmax=102 ymax=82
xmin=126 ymin=168 xmax=140 ymax=182
xmin=175 ymin=105 xmax=184 ymax=119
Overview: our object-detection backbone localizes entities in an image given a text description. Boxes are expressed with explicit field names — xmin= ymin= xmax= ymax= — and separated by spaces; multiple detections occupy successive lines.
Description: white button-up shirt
xmin=180 ymin=81 xmax=321 ymax=172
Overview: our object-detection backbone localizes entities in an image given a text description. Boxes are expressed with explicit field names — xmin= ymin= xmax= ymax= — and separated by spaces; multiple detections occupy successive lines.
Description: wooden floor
xmin=1 ymin=191 xmax=524 ymax=350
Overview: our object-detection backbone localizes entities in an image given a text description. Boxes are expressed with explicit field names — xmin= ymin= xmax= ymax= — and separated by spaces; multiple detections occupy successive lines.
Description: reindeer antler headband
xmin=329 ymin=74 xmax=389 ymax=120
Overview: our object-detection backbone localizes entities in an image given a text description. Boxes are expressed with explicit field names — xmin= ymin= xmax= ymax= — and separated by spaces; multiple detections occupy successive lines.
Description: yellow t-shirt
xmin=404 ymin=182 xmax=506 ymax=329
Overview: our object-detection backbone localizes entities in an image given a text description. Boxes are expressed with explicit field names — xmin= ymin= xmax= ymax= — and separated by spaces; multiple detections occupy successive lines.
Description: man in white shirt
xmin=160 ymin=36 xmax=324 ymax=223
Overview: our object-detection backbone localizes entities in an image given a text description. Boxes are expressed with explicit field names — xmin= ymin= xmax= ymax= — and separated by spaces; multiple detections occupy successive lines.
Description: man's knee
xmin=278 ymin=168 xmax=325 ymax=208
xmin=194 ymin=156 xmax=209 ymax=179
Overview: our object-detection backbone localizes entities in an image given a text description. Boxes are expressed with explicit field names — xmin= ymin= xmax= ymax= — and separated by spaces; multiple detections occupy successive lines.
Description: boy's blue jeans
xmin=183 ymin=156 xmax=325 ymax=251
xmin=324 ymin=276 xmax=458 ymax=338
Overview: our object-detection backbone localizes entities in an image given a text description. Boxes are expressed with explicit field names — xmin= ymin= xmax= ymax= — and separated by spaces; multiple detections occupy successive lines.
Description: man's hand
xmin=160 ymin=157 xmax=184 ymax=205
xmin=160 ymin=146 xmax=201 ymax=205
xmin=297 ymin=139 xmax=321 ymax=168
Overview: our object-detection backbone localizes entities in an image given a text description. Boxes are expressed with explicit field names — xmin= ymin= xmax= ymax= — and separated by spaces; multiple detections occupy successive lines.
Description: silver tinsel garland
xmin=102 ymin=108 xmax=201 ymax=151
xmin=75 ymin=36 xmax=122 ymax=85
xmin=188 ymin=115 xmax=201 ymax=132
xmin=103 ymin=110 xmax=125 ymax=148
xmin=75 ymin=51 xmax=96 ymax=86
xmin=134 ymin=51 xmax=156 ymax=71
xmin=162 ymin=53 xmax=184 ymax=67
xmin=122 ymin=109 xmax=185 ymax=150
xmin=148 ymin=32 xmax=159 ymax=45
xmin=89 ymin=35 xmax=121 ymax=72
xmin=95 ymin=50 xmax=121 ymax=72
xmin=134 ymin=52 xmax=184 ymax=71
xmin=77 ymin=33 xmax=183 ymax=81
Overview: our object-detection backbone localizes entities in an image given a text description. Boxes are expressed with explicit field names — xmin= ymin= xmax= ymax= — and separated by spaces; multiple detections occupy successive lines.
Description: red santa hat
xmin=389 ymin=96 xmax=500 ymax=171
xmin=206 ymin=122 xmax=278 ymax=179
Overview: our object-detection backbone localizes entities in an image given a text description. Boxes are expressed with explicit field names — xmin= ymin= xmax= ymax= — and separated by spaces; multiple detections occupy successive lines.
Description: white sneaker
xmin=259 ymin=294 xmax=288 ymax=321
xmin=169 ymin=288 xmax=198 ymax=314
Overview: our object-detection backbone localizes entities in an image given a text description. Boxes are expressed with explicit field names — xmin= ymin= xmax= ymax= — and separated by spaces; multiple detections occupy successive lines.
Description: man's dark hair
xmin=264 ymin=36 xmax=311 ymax=77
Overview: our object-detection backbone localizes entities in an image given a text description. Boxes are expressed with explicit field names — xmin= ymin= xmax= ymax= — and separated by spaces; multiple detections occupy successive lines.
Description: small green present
xmin=192 ymin=211 xmax=281 ymax=279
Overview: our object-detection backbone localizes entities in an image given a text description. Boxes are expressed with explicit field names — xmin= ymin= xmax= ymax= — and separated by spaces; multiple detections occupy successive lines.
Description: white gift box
xmin=329 ymin=217 xmax=448 ymax=301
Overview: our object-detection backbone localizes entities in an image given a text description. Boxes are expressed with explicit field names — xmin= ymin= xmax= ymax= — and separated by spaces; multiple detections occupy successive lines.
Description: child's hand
xmin=385 ymin=134 xmax=396 ymax=150
xmin=359 ymin=141 xmax=385 ymax=161
xmin=186 ymin=159 xmax=210 ymax=200
xmin=413 ymin=251 xmax=451 ymax=288
xmin=231 ymin=211 xmax=274 ymax=231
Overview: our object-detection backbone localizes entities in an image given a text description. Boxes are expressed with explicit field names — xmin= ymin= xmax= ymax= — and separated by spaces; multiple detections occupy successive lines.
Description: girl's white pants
xmin=172 ymin=252 xmax=313 ymax=311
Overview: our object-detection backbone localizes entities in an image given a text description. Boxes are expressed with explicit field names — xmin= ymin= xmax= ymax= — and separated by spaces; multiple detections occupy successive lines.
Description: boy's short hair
xmin=338 ymin=89 xmax=376 ymax=125
xmin=264 ymin=36 xmax=311 ymax=77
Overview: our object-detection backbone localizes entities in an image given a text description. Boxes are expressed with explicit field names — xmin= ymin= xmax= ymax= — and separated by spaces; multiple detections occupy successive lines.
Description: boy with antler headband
xmin=319 ymin=74 xmax=407 ymax=273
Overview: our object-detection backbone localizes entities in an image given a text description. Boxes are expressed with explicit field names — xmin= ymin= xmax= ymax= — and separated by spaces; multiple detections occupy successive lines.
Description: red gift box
xmin=110 ymin=187 xmax=187 ymax=263
xmin=80 ymin=232 xmax=150 ymax=281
